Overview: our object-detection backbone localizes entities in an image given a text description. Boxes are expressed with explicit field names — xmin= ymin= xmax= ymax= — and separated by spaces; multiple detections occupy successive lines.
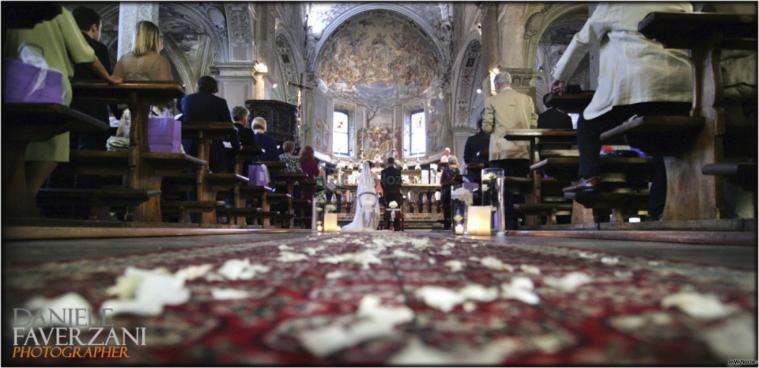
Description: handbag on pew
xmin=248 ymin=163 xmax=270 ymax=187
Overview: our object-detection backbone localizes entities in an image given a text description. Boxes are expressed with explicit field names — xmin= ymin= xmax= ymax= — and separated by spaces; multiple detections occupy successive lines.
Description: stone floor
xmin=5 ymin=230 xmax=756 ymax=269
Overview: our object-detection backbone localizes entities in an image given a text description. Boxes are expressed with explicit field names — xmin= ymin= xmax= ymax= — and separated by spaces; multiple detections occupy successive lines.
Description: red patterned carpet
xmin=4 ymin=233 xmax=756 ymax=365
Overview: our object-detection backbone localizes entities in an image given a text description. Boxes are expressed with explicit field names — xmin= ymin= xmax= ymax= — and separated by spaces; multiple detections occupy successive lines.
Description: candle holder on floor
xmin=451 ymin=184 xmax=473 ymax=235
xmin=313 ymin=191 xmax=339 ymax=233
xmin=481 ymin=168 xmax=505 ymax=235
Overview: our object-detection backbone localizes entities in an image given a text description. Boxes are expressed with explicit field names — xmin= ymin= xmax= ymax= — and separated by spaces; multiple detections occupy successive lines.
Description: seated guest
xmin=463 ymin=117 xmax=489 ymax=184
xmin=538 ymin=93 xmax=574 ymax=150
xmin=70 ymin=6 xmax=116 ymax=150
xmin=538 ymin=93 xmax=573 ymax=130
xmin=4 ymin=4 xmax=120 ymax=214
xmin=440 ymin=156 xmax=461 ymax=230
xmin=380 ymin=157 xmax=403 ymax=230
xmin=232 ymin=106 xmax=255 ymax=148
xmin=113 ymin=21 xmax=171 ymax=81
xmin=299 ymin=145 xmax=322 ymax=199
xmin=231 ymin=105 xmax=260 ymax=171
xmin=179 ymin=76 xmax=237 ymax=173
xmin=252 ymin=117 xmax=281 ymax=161
xmin=552 ymin=3 xmax=693 ymax=220
xmin=279 ymin=141 xmax=300 ymax=172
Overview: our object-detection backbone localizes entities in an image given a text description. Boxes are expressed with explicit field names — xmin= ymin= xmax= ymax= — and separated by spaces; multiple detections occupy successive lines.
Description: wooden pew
xmin=70 ymin=81 xmax=206 ymax=222
xmin=172 ymin=121 xmax=248 ymax=224
xmin=36 ymin=188 xmax=161 ymax=220
xmin=544 ymin=91 xmax=595 ymax=113
xmin=637 ymin=11 xmax=757 ymax=220
xmin=505 ymin=129 xmax=577 ymax=225
xmin=3 ymin=103 xmax=109 ymax=216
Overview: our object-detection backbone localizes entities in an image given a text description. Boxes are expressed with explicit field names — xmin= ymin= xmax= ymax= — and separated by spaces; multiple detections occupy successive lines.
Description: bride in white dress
xmin=342 ymin=161 xmax=380 ymax=232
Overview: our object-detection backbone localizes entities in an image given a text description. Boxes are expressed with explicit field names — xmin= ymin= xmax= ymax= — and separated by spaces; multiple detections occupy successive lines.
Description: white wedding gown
xmin=342 ymin=162 xmax=380 ymax=232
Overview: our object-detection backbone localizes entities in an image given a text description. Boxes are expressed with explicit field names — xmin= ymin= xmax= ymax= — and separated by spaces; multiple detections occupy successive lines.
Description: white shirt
xmin=552 ymin=3 xmax=694 ymax=120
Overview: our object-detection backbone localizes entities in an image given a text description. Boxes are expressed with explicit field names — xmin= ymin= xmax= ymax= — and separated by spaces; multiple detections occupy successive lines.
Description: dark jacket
xmin=70 ymin=33 xmax=113 ymax=149
xmin=234 ymin=123 xmax=255 ymax=148
xmin=253 ymin=132 xmax=281 ymax=161
xmin=179 ymin=92 xmax=236 ymax=172
xmin=537 ymin=108 xmax=574 ymax=149
xmin=537 ymin=108 xmax=573 ymax=129
xmin=464 ymin=131 xmax=490 ymax=181
xmin=381 ymin=165 xmax=403 ymax=205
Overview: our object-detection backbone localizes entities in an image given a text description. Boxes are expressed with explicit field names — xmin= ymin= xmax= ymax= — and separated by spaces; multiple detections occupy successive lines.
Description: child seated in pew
xmin=4 ymin=4 xmax=121 ymax=214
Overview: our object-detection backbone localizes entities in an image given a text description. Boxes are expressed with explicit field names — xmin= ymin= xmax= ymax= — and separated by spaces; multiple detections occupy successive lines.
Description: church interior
xmin=2 ymin=2 xmax=757 ymax=365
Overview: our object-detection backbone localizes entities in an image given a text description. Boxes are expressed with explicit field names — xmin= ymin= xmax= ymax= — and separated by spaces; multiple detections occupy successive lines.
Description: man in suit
xmin=179 ymin=76 xmax=237 ymax=173
xmin=463 ymin=117 xmax=490 ymax=184
xmin=251 ymin=117 xmax=281 ymax=161
xmin=70 ymin=6 xmax=114 ymax=150
xmin=230 ymin=106 xmax=261 ymax=171
xmin=538 ymin=93 xmax=573 ymax=129
xmin=538 ymin=93 xmax=574 ymax=150
xmin=380 ymin=157 xmax=403 ymax=230
xmin=482 ymin=71 xmax=538 ymax=229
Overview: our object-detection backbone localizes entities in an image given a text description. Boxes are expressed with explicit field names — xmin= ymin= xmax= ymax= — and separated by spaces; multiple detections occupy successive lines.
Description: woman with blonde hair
xmin=113 ymin=20 xmax=172 ymax=81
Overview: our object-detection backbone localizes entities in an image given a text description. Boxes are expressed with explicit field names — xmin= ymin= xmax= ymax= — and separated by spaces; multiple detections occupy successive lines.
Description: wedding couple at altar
xmin=342 ymin=158 xmax=403 ymax=232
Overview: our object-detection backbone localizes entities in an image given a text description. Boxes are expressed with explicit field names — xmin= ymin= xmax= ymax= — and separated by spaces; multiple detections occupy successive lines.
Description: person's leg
xmin=648 ymin=155 xmax=666 ymax=220
xmin=25 ymin=161 xmax=57 ymax=216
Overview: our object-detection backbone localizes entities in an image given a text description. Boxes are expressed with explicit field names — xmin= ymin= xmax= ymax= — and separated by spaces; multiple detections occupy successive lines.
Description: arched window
xmin=333 ymin=110 xmax=350 ymax=156
xmin=404 ymin=110 xmax=426 ymax=158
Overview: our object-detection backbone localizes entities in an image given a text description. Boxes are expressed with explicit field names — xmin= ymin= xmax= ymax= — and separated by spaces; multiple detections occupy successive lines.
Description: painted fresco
xmin=316 ymin=12 xmax=441 ymax=106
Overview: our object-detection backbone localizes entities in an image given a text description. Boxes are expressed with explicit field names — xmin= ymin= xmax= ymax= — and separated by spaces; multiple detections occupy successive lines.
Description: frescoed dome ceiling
xmin=316 ymin=10 xmax=442 ymax=106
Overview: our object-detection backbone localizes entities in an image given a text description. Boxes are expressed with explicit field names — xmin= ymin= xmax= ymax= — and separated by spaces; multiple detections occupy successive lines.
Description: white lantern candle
xmin=467 ymin=206 xmax=491 ymax=236
xmin=323 ymin=213 xmax=340 ymax=232
xmin=454 ymin=224 xmax=465 ymax=235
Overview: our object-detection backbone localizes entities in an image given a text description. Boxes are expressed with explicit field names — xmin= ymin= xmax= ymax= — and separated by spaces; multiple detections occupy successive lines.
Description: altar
xmin=328 ymin=167 xmax=445 ymax=226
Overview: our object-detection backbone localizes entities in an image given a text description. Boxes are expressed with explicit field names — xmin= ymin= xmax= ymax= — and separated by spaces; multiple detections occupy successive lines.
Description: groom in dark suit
xmin=381 ymin=157 xmax=403 ymax=230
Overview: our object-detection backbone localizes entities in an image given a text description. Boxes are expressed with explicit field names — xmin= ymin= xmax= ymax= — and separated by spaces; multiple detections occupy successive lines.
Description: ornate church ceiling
xmin=315 ymin=10 xmax=442 ymax=106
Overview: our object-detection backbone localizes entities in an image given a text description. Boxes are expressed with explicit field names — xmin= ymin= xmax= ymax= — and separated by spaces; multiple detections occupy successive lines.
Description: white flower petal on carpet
xmin=544 ymin=272 xmax=592 ymax=292
xmin=218 ymin=259 xmax=270 ymax=280
xmin=277 ymin=251 xmax=310 ymax=263
xmin=24 ymin=292 xmax=92 ymax=327
xmin=699 ymin=314 xmax=755 ymax=360
xmin=501 ymin=277 xmax=540 ymax=305
xmin=298 ymin=295 xmax=413 ymax=357
xmin=481 ymin=256 xmax=514 ymax=272
xmin=445 ymin=260 xmax=465 ymax=272
xmin=520 ymin=264 xmax=541 ymax=275
xmin=601 ymin=257 xmax=619 ymax=265
xmin=175 ymin=264 xmax=213 ymax=281
xmin=211 ymin=288 xmax=250 ymax=300
xmin=102 ymin=267 xmax=190 ymax=316
xmin=389 ymin=337 xmax=519 ymax=365
xmin=662 ymin=291 xmax=737 ymax=319
xmin=415 ymin=286 xmax=466 ymax=312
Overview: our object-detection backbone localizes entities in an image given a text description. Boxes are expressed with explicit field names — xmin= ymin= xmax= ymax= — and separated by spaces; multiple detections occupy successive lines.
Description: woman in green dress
xmin=4 ymin=5 xmax=121 ymax=214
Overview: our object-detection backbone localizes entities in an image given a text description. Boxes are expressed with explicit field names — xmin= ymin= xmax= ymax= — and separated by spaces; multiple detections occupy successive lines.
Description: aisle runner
xmin=4 ymin=233 xmax=755 ymax=365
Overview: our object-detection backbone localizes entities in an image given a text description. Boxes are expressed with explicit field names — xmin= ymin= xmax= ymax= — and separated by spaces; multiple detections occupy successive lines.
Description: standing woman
xmin=3 ymin=4 xmax=121 ymax=214
xmin=299 ymin=145 xmax=324 ymax=200
xmin=113 ymin=20 xmax=172 ymax=81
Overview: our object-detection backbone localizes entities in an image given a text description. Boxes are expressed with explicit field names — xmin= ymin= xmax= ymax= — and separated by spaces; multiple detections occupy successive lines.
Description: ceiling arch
xmin=308 ymin=3 xmax=450 ymax=71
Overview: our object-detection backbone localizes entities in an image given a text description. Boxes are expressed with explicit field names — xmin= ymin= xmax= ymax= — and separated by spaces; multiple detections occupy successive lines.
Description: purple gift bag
xmin=148 ymin=117 xmax=181 ymax=153
xmin=3 ymin=58 xmax=63 ymax=104
xmin=247 ymin=164 xmax=270 ymax=187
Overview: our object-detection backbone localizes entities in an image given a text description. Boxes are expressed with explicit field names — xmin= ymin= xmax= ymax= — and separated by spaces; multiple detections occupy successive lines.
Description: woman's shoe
xmin=562 ymin=176 xmax=600 ymax=193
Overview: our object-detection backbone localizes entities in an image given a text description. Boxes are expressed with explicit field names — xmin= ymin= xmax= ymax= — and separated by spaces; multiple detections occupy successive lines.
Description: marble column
xmin=452 ymin=127 xmax=477 ymax=173
xmin=214 ymin=63 xmax=255 ymax=112
xmin=117 ymin=3 xmax=159 ymax=59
